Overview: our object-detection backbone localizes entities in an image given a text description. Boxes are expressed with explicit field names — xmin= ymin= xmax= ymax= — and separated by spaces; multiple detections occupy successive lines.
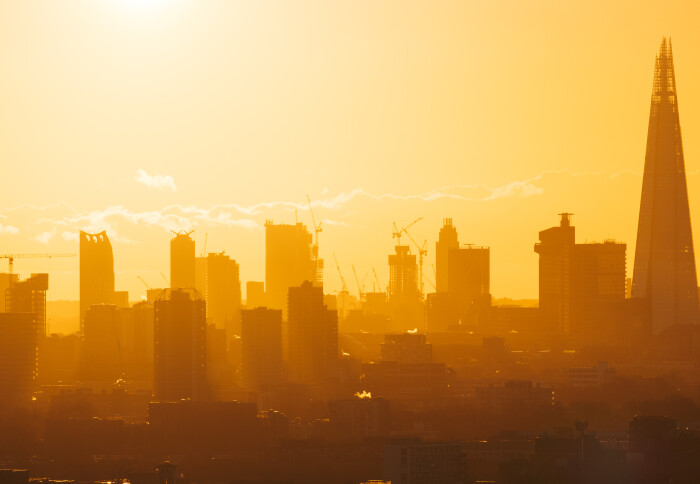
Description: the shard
xmin=632 ymin=38 xmax=700 ymax=334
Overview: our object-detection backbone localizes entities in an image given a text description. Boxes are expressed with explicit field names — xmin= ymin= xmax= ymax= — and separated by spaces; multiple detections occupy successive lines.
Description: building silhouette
xmin=154 ymin=288 xmax=207 ymax=401
xmin=536 ymin=214 xmax=626 ymax=333
xmin=388 ymin=245 xmax=424 ymax=330
xmin=448 ymin=245 xmax=491 ymax=328
xmin=241 ymin=307 xmax=283 ymax=391
xmin=265 ymin=221 xmax=318 ymax=317
xmin=436 ymin=218 xmax=459 ymax=293
xmin=0 ymin=313 xmax=37 ymax=404
xmin=5 ymin=273 xmax=48 ymax=339
xmin=79 ymin=231 xmax=115 ymax=332
xmin=170 ymin=231 xmax=195 ymax=289
xmin=287 ymin=280 xmax=338 ymax=386
xmin=206 ymin=252 xmax=241 ymax=335
xmin=632 ymin=38 xmax=700 ymax=333
xmin=246 ymin=281 xmax=265 ymax=309
xmin=81 ymin=304 xmax=123 ymax=383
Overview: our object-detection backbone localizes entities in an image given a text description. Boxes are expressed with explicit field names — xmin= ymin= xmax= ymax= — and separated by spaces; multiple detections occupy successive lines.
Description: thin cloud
xmin=135 ymin=169 xmax=177 ymax=191
xmin=0 ymin=223 xmax=19 ymax=234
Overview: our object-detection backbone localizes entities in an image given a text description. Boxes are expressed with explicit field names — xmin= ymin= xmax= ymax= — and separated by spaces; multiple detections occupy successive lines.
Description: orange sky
xmin=1 ymin=0 xmax=700 ymax=307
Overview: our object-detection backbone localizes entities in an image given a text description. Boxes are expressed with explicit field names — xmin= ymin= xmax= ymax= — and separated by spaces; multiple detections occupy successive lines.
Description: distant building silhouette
xmin=381 ymin=332 xmax=432 ymax=363
xmin=246 ymin=281 xmax=265 ymax=309
xmin=5 ymin=273 xmax=48 ymax=339
xmin=206 ymin=252 xmax=241 ymax=335
xmin=536 ymin=214 xmax=626 ymax=333
xmin=241 ymin=307 xmax=283 ymax=391
xmin=79 ymin=231 xmax=115 ymax=332
xmin=81 ymin=304 xmax=123 ymax=383
xmin=265 ymin=221 xmax=318 ymax=317
xmin=448 ymin=245 xmax=491 ymax=328
xmin=632 ymin=39 xmax=700 ymax=333
xmin=388 ymin=245 xmax=424 ymax=330
xmin=154 ymin=288 xmax=206 ymax=401
xmin=170 ymin=231 xmax=195 ymax=289
xmin=0 ymin=313 xmax=37 ymax=404
xmin=436 ymin=218 xmax=459 ymax=293
xmin=287 ymin=280 xmax=338 ymax=385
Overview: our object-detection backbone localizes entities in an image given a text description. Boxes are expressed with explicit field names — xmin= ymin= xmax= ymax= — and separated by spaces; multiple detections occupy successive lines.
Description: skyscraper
xmin=632 ymin=39 xmax=700 ymax=334
xmin=241 ymin=307 xmax=283 ymax=391
xmin=436 ymin=218 xmax=459 ymax=293
xmin=536 ymin=214 xmax=626 ymax=334
xmin=287 ymin=281 xmax=338 ymax=386
xmin=5 ymin=273 xmax=48 ymax=339
xmin=154 ymin=288 xmax=207 ymax=401
xmin=265 ymin=221 xmax=318 ymax=317
xmin=170 ymin=231 xmax=195 ymax=289
xmin=0 ymin=313 xmax=37 ymax=404
xmin=79 ymin=231 xmax=115 ymax=332
xmin=447 ymin=245 xmax=491 ymax=327
xmin=206 ymin=252 xmax=241 ymax=335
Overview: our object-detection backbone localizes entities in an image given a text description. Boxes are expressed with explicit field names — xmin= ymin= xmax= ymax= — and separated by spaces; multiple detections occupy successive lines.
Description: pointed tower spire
xmin=632 ymin=39 xmax=700 ymax=334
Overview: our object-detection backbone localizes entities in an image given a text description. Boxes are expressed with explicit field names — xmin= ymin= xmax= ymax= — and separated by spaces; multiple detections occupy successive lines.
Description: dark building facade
xmin=154 ymin=288 xmax=207 ymax=401
xmin=79 ymin=231 xmax=115 ymax=332
xmin=170 ymin=231 xmax=195 ymax=289
xmin=632 ymin=39 xmax=700 ymax=334
xmin=241 ymin=307 xmax=283 ymax=391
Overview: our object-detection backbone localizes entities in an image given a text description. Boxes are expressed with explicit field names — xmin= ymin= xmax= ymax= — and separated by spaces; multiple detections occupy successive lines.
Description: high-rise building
xmin=79 ymin=231 xmax=115 ymax=332
xmin=170 ymin=231 xmax=195 ymax=289
xmin=535 ymin=214 xmax=626 ymax=333
xmin=0 ymin=313 xmax=38 ymax=404
xmin=632 ymin=39 xmax=700 ymax=334
xmin=81 ymin=304 xmax=123 ymax=383
xmin=436 ymin=218 xmax=459 ymax=293
xmin=206 ymin=253 xmax=241 ymax=334
xmin=154 ymin=288 xmax=206 ymax=401
xmin=5 ymin=273 xmax=48 ymax=339
xmin=448 ymin=245 xmax=491 ymax=327
xmin=388 ymin=245 xmax=424 ymax=330
xmin=287 ymin=281 xmax=338 ymax=385
xmin=0 ymin=273 xmax=17 ymax=312
xmin=195 ymin=256 xmax=208 ymax=301
xmin=241 ymin=307 xmax=283 ymax=391
xmin=265 ymin=221 xmax=318 ymax=317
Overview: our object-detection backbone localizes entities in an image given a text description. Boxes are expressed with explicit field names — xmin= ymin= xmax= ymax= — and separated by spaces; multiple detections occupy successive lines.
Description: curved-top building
xmin=79 ymin=230 xmax=115 ymax=332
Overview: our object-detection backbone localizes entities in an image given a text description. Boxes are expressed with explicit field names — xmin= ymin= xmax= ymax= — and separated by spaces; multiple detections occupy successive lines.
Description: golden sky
xmin=2 ymin=0 xmax=700 ymax=306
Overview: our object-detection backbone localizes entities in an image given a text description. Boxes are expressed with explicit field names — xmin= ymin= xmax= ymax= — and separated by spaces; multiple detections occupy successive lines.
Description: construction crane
xmin=137 ymin=276 xmax=151 ymax=290
xmin=307 ymin=195 xmax=324 ymax=283
xmin=392 ymin=217 xmax=422 ymax=246
xmin=371 ymin=267 xmax=384 ymax=293
xmin=332 ymin=253 xmax=349 ymax=293
xmin=0 ymin=253 xmax=75 ymax=274
xmin=351 ymin=265 xmax=365 ymax=300
xmin=306 ymin=195 xmax=323 ymax=246
xmin=160 ymin=272 xmax=170 ymax=287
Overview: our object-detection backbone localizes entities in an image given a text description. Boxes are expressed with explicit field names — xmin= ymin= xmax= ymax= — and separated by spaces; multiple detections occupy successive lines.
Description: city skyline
xmin=3 ymin=1 xmax=700 ymax=302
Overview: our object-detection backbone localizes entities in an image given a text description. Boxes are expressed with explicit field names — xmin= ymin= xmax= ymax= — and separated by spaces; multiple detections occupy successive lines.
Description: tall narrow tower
xmin=632 ymin=39 xmax=700 ymax=334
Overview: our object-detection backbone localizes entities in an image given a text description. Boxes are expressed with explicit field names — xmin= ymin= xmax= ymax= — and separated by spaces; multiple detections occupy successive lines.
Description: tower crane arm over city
xmin=0 ymin=253 xmax=75 ymax=274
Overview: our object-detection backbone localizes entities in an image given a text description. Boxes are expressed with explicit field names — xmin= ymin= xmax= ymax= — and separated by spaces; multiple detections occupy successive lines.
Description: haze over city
xmin=4 ymin=1 xmax=700 ymax=484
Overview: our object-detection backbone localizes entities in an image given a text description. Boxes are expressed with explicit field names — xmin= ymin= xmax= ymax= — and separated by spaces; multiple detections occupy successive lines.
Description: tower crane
xmin=402 ymin=229 xmax=428 ymax=297
xmin=351 ymin=265 xmax=367 ymax=300
xmin=137 ymin=276 xmax=151 ymax=290
xmin=160 ymin=272 xmax=170 ymax=287
xmin=0 ymin=253 xmax=75 ymax=274
xmin=392 ymin=217 xmax=422 ymax=246
xmin=307 ymin=195 xmax=324 ymax=283
xmin=332 ymin=253 xmax=349 ymax=293
xmin=371 ymin=267 xmax=384 ymax=293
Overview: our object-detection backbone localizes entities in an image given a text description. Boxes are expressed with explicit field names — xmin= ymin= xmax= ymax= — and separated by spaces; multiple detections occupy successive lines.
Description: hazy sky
xmin=1 ymin=0 xmax=700 ymax=304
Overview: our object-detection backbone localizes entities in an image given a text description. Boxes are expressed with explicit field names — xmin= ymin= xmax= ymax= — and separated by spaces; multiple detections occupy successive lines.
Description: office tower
xmin=81 ymin=304 xmax=123 ymax=382
xmin=206 ymin=253 xmax=241 ymax=334
xmin=265 ymin=221 xmax=318 ymax=316
xmin=535 ymin=213 xmax=575 ymax=332
xmin=131 ymin=301 xmax=154 ymax=383
xmin=0 ymin=313 xmax=37 ymax=404
xmin=79 ymin=231 xmax=115 ymax=332
xmin=436 ymin=218 xmax=459 ymax=293
xmin=110 ymin=290 xmax=129 ymax=307
xmin=535 ymin=214 xmax=626 ymax=333
xmin=381 ymin=332 xmax=432 ymax=363
xmin=287 ymin=281 xmax=338 ymax=385
xmin=5 ymin=273 xmax=48 ymax=339
xmin=246 ymin=281 xmax=265 ymax=309
xmin=170 ymin=231 xmax=195 ymax=289
xmin=241 ymin=307 xmax=283 ymax=391
xmin=448 ymin=245 xmax=491 ymax=327
xmin=154 ymin=288 xmax=206 ymax=401
xmin=632 ymin=39 xmax=700 ymax=333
